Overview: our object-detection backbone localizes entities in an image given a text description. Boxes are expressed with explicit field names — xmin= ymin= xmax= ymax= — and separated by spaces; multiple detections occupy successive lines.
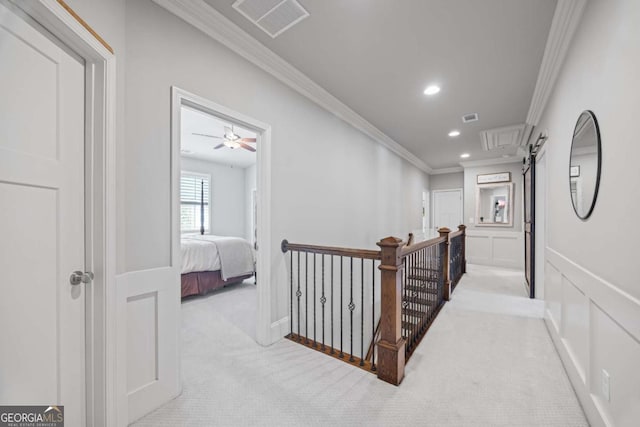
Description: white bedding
xmin=181 ymin=234 xmax=255 ymax=280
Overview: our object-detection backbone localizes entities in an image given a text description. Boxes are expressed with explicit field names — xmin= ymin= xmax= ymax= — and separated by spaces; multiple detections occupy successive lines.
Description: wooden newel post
xmin=458 ymin=224 xmax=467 ymax=274
xmin=376 ymin=236 xmax=406 ymax=386
xmin=438 ymin=227 xmax=451 ymax=301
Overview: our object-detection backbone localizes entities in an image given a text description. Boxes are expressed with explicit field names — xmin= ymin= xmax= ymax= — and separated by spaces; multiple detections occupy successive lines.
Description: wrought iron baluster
xmin=313 ymin=253 xmax=317 ymax=347
xmin=340 ymin=256 xmax=344 ymax=358
xmin=402 ymin=256 xmax=407 ymax=344
xmin=305 ymin=252 xmax=309 ymax=344
xmin=416 ymin=249 xmax=422 ymax=334
xmin=402 ymin=255 xmax=408 ymax=356
xmin=290 ymin=251 xmax=293 ymax=336
xmin=349 ymin=257 xmax=355 ymax=362
xmin=297 ymin=251 xmax=301 ymax=342
xmin=371 ymin=259 xmax=376 ymax=372
xmin=360 ymin=257 xmax=364 ymax=366
xmin=321 ymin=254 xmax=326 ymax=351
xmin=411 ymin=252 xmax=416 ymax=348
xmin=331 ymin=255 xmax=334 ymax=354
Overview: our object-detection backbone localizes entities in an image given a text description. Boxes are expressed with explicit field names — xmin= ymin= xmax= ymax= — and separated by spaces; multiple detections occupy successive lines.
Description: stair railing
xmin=280 ymin=240 xmax=381 ymax=372
xmin=281 ymin=225 xmax=465 ymax=386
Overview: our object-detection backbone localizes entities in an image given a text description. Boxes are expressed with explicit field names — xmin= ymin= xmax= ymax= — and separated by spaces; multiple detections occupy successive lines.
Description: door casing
xmin=170 ymin=87 xmax=273 ymax=347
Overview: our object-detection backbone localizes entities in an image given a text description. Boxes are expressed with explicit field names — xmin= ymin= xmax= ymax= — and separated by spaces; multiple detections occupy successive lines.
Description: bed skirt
xmin=181 ymin=270 xmax=253 ymax=298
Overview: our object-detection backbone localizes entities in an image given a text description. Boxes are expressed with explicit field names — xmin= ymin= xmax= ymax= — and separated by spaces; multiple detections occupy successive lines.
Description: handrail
xmin=281 ymin=239 xmax=381 ymax=260
xmin=400 ymin=235 xmax=446 ymax=258
xmin=449 ymin=229 xmax=463 ymax=239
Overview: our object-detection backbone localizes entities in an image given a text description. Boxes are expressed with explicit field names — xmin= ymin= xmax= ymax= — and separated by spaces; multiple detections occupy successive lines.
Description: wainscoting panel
xmin=545 ymin=262 xmax=562 ymax=333
xmin=466 ymin=233 xmax=491 ymax=264
xmin=466 ymin=230 xmax=523 ymax=269
xmin=560 ymin=276 xmax=588 ymax=383
xmin=589 ymin=303 xmax=640 ymax=426
xmin=116 ymin=266 xmax=181 ymax=424
xmin=545 ymin=248 xmax=640 ymax=427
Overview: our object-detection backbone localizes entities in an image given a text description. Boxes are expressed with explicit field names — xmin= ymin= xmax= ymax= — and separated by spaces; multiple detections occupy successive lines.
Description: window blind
xmin=180 ymin=172 xmax=210 ymax=232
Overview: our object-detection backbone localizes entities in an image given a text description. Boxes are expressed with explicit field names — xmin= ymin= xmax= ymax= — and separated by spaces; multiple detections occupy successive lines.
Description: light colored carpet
xmin=181 ymin=279 xmax=257 ymax=340
xmin=133 ymin=265 xmax=588 ymax=427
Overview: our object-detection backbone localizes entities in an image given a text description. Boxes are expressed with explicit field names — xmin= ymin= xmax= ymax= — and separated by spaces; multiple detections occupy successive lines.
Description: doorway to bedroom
xmin=172 ymin=88 xmax=273 ymax=347
xmin=179 ymin=104 xmax=258 ymax=338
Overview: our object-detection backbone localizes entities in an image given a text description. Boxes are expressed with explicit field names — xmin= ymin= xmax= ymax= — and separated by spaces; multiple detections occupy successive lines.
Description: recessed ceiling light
xmin=460 ymin=153 xmax=470 ymax=159
xmin=448 ymin=130 xmax=461 ymax=137
xmin=423 ymin=85 xmax=441 ymax=96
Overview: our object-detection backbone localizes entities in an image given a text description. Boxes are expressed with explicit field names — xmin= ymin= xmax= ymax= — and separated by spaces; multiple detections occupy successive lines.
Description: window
xmin=180 ymin=171 xmax=210 ymax=233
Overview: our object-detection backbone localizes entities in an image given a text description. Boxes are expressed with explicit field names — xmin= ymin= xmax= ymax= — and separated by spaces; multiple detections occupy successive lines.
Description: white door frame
xmin=170 ymin=87 xmax=273 ymax=345
xmin=431 ymin=188 xmax=463 ymax=229
xmin=12 ymin=1 xmax=118 ymax=425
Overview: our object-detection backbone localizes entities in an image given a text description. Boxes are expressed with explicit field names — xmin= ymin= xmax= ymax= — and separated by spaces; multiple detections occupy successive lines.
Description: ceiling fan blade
xmin=193 ymin=132 xmax=223 ymax=139
xmin=239 ymin=137 xmax=257 ymax=143
xmin=213 ymin=143 xmax=226 ymax=149
xmin=238 ymin=142 xmax=256 ymax=152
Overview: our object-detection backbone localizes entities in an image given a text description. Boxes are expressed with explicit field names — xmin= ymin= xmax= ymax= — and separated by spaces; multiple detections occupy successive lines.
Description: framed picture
xmin=477 ymin=172 xmax=511 ymax=184
xmin=570 ymin=166 xmax=580 ymax=177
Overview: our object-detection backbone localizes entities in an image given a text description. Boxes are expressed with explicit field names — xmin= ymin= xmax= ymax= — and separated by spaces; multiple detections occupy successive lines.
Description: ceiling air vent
xmin=462 ymin=113 xmax=479 ymax=123
xmin=480 ymin=124 xmax=527 ymax=151
xmin=233 ymin=0 xmax=309 ymax=38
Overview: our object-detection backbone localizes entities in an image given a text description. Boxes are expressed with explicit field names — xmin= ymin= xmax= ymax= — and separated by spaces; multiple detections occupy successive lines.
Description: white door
xmin=0 ymin=4 xmax=86 ymax=425
xmin=535 ymin=151 xmax=547 ymax=299
xmin=422 ymin=190 xmax=429 ymax=231
xmin=433 ymin=189 xmax=463 ymax=230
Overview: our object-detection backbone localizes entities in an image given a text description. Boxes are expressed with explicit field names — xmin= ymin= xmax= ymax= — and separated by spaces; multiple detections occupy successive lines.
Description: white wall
xmin=535 ymin=0 xmax=640 ymax=425
xmin=429 ymin=172 xmax=463 ymax=191
xmin=124 ymin=0 xmax=429 ymax=277
xmin=122 ymin=0 xmax=429 ymax=420
xmin=181 ymin=157 xmax=246 ymax=237
xmin=463 ymin=162 xmax=524 ymax=269
xmin=244 ymin=164 xmax=256 ymax=242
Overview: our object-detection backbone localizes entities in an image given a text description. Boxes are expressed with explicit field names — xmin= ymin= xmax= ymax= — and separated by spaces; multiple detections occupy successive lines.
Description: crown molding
xmin=152 ymin=0 xmax=432 ymax=173
xmin=459 ymin=156 xmax=522 ymax=168
xmin=526 ymin=0 xmax=587 ymax=126
xmin=429 ymin=167 xmax=463 ymax=175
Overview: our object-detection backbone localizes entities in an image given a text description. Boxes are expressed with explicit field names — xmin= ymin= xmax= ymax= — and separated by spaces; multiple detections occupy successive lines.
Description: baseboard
xmin=270 ymin=316 xmax=289 ymax=344
xmin=544 ymin=313 xmax=608 ymax=427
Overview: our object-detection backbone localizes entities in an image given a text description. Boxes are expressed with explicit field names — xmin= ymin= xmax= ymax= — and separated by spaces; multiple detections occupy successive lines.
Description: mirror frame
xmin=569 ymin=110 xmax=602 ymax=220
xmin=475 ymin=182 xmax=515 ymax=227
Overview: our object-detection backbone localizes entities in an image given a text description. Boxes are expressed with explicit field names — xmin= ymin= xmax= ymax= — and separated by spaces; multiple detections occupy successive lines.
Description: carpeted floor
xmin=133 ymin=265 xmax=588 ymax=426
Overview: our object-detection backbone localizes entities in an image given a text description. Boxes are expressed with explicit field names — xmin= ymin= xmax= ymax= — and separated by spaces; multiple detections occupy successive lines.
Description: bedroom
xmin=179 ymin=103 xmax=258 ymax=339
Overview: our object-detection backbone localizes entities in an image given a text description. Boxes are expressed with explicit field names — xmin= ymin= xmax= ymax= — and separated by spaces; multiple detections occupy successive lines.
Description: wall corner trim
xmin=151 ymin=0 xmax=432 ymax=174
xmin=526 ymin=0 xmax=588 ymax=126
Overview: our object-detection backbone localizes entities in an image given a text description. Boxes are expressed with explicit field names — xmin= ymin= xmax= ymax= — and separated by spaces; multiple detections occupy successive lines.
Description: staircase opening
xmin=281 ymin=225 xmax=467 ymax=385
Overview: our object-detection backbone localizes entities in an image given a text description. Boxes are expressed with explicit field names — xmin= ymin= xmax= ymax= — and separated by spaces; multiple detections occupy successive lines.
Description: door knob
xmin=70 ymin=271 xmax=94 ymax=285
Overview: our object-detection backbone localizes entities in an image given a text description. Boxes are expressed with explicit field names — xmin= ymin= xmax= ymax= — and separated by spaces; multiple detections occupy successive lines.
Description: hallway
xmin=133 ymin=265 xmax=587 ymax=426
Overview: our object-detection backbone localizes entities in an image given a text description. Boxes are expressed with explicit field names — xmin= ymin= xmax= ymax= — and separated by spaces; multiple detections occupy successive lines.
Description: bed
xmin=181 ymin=234 xmax=255 ymax=298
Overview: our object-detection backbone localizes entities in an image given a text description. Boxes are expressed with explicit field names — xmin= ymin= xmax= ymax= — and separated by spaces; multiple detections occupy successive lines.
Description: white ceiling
xmin=203 ymin=0 xmax=557 ymax=169
xmin=181 ymin=106 xmax=257 ymax=168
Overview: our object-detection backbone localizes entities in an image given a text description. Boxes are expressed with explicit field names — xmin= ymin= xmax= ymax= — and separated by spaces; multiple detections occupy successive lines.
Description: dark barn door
xmin=523 ymin=154 xmax=535 ymax=298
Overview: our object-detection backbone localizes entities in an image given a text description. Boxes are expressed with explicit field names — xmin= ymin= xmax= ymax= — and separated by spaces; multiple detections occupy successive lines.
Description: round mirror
xmin=569 ymin=110 xmax=601 ymax=219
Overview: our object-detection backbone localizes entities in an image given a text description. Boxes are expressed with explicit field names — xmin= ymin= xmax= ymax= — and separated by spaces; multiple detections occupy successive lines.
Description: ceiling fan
xmin=192 ymin=125 xmax=257 ymax=152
